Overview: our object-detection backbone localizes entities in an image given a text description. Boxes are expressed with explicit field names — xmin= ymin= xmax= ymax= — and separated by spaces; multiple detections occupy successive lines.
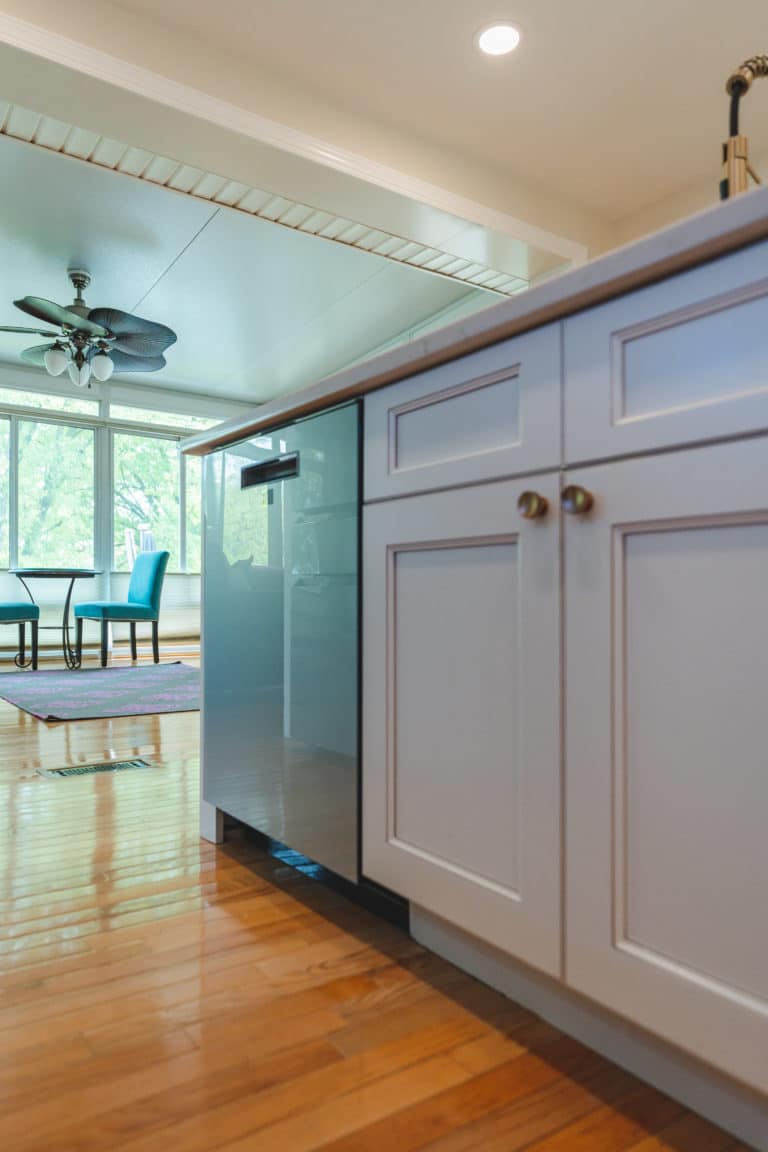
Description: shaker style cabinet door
xmin=564 ymin=436 xmax=768 ymax=1093
xmin=363 ymin=475 xmax=562 ymax=975
xmin=364 ymin=323 xmax=561 ymax=500
xmin=564 ymin=237 xmax=768 ymax=464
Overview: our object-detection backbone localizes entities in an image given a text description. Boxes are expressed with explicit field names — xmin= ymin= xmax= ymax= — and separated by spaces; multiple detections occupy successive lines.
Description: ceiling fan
xmin=0 ymin=269 xmax=177 ymax=387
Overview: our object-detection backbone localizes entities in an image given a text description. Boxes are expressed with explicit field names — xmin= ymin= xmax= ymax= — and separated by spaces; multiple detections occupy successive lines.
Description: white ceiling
xmin=0 ymin=134 xmax=488 ymax=402
xmin=109 ymin=0 xmax=768 ymax=221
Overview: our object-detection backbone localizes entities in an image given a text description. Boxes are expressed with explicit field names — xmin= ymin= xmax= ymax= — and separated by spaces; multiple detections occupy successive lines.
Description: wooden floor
xmin=0 ymin=655 xmax=753 ymax=1151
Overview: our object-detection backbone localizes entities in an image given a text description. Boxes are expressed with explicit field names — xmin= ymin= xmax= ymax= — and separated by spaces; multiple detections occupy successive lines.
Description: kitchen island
xmin=185 ymin=185 xmax=768 ymax=1151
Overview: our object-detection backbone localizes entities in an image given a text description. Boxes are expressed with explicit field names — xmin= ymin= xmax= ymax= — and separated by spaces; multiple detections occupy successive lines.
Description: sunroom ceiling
xmin=0 ymin=127 xmax=501 ymax=404
xmin=0 ymin=102 xmax=532 ymax=298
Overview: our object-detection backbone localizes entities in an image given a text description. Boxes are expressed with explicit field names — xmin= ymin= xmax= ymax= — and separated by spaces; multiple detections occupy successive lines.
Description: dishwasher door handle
xmin=241 ymin=452 xmax=300 ymax=488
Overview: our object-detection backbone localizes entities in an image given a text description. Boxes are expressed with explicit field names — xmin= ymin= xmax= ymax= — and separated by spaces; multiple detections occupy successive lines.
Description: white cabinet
xmin=361 ymin=244 xmax=768 ymax=1109
xmin=363 ymin=475 xmax=562 ymax=975
xmin=564 ymin=239 xmax=768 ymax=464
xmin=365 ymin=324 xmax=561 ymax=500
xmin=564 ymin=436 xmax=768 ymax=1095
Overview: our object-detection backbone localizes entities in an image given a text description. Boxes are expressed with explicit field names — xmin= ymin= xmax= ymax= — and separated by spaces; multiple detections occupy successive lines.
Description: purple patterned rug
xmin=0 ymin=661 xmax=199 ymax=721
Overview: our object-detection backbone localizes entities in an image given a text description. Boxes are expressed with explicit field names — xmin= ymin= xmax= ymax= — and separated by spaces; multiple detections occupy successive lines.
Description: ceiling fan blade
xmin=88 ymin=308 xmax=177 ymax=353
xmin=109 ymin=351 xmax=167 ymax=373
xmin=0 ymin=325 xmax=60 ymax=337
xmin=15 ymin=296 xmax=109 ymax=337
xmin=107 ymin=331 xmax=177 ymax=358
xmin=20 ymin=343 xmax=56 ymax=368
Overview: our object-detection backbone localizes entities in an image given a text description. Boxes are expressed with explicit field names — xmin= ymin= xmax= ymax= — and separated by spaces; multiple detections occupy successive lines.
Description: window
xmin=184 ymin=454 xmax=202 ymax=573
xmin=109 ymin=403 xmax=220 ymax=431
xmin=0 ymin=379 xmax=244 ymax=581
xmin=113 ymin=433 xmax=180 ymax=571
xmin=17 ymin=420 xmax=94 ymax=567
xmin=0 ymin=385 xmax=98 ymax=415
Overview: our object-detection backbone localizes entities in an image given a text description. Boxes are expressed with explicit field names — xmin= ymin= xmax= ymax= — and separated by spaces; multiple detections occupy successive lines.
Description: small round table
xmin=11 ymin=569 xmax=100 ymax=670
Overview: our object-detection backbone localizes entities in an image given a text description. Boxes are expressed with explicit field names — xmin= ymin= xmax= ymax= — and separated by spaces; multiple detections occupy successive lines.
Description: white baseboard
xmin=411 ymin=905 xmax=768 ymax=1152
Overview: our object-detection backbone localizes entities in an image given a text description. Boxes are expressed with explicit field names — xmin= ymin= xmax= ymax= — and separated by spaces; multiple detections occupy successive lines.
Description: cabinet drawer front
xmin=364 ymin=325 xmax=561 ymax=499
xmin=565 ymin=238 xmax=768 ymax=463
xmin=565 ymin=437 xmax=768 ymax=1093
xmin=363 ymin=476 xmax=562 ymax=975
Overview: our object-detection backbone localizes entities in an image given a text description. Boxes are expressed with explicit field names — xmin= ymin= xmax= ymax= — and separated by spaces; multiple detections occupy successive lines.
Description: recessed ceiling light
xmin=476 ymin=24 xmax=521 ymax=57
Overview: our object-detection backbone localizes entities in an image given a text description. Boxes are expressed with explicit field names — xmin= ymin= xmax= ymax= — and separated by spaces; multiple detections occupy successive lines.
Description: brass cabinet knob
xmin=517 ymin=491 xmax=549 ymax=519
xmin=561 ymin=485 xmax=594 ymax=515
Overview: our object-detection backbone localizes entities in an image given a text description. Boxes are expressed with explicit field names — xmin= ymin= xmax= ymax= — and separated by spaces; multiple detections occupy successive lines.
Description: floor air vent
xmin=39 ymin=758 xmax=152 ymax=778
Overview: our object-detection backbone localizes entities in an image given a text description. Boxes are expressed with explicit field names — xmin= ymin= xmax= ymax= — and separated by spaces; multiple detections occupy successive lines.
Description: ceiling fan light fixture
xmin=91 ymin=351 xmax=114 ymax=382
xmin=2 ymin=271 xmax=177 ymax=382
xmin=68 ymin=359 xmax=91 ymax=388
xmin=44 ymin=344 xmax=68 ymax=376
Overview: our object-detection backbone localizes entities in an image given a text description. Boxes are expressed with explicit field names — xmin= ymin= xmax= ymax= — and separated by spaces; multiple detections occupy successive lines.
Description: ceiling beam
xmin=0 ymin=12 xmax=587 ymax=275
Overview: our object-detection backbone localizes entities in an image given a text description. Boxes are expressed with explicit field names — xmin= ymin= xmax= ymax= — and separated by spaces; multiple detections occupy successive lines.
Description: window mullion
xmin=94 ymin=425 xmax=112 ymax=597
xmin=8 ymin=416 xmax=18 ymax=568
xmin=179 ymin=447 xmax=187 ymax=573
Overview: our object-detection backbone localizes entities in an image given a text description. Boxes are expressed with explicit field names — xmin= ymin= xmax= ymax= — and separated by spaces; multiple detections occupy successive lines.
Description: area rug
xmin=0 ymin=662 xmax=199 ymax=721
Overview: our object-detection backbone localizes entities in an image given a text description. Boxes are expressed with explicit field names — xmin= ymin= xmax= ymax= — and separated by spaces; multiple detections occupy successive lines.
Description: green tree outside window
xmin=17 ymin=420 xmax=94 ymax=567
xmin=113 ymin=433 xmax=180 ymax=570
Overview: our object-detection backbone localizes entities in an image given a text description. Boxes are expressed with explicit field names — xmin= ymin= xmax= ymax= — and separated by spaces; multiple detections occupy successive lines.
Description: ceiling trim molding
xmin=0 ymin=103 xmax=532 ymax=295
xmin=0 ymin=11 xmax=587 ymax=266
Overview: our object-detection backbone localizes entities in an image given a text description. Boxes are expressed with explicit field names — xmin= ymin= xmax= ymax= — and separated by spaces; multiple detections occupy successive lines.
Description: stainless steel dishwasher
xmin=201 ymin=401 xmax=360 ymax=880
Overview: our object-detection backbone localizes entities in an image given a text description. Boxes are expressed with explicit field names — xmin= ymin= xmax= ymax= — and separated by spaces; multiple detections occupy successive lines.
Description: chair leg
xmin=76 ymin=617 xmax=83 ymax=663
xmin=100 ymin=620 xmax=109 ymax=668
xmin=18 ymin=622 xmax=26 ymax=666
xmin=130 ymin=622 xmax=137 ymax=661
xmin=31 ymin=621 xmax=38 ymax=671
xmin=152 ymin=620 xmax=159 ymax=664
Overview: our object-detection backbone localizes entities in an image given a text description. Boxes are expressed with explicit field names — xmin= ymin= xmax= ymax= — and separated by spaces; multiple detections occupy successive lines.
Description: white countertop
xmin=183 ymin=185 xmax=768 ymax=455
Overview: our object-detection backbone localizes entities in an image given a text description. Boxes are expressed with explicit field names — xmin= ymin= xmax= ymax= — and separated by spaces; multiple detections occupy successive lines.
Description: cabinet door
xmin=565 ymin=437 xmax=768 ymax=1093
xmin=363 ymin=475 xmax=562 ymax=975
xmin=364 ymin=324 xmax=561 ymax=500
xmin=564 ymin=238 xmax=768 ymax=464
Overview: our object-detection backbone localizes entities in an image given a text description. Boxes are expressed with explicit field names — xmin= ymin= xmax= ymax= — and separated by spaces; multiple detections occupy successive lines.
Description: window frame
xmin=0 ymin=373 xmax=248 ymax=579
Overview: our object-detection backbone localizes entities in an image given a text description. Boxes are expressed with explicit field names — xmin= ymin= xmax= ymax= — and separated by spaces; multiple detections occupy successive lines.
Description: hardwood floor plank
xmin=521 ymin=1082 xmax=684 ymax=1151
xmin=0 ymin=988 xmax=345 ymax=1149
xmin=45 ymin=1039 xmax=344 ymax=1152
xmin=86 ymin=1023 xmax=482 ymax=1152
xmin=623 ymin=1109 xmax=741 ymax=1150
xmin=315 ymin=1053 xmax=574 ymax=1152
xmin=417 ymin=1061 xmax=637 ymax=1152
xmin=214 ymin=1055 xmax=471 ymax=1152
xmin=317 ymin=1029 xmax=613 ymax=1152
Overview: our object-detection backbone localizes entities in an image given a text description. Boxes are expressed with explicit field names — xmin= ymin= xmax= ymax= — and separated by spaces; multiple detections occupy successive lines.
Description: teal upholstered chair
xmin=74 ymin=550 xmax=170 ymax=667
xmin=1 ymin=602 xmax=40 ymax=670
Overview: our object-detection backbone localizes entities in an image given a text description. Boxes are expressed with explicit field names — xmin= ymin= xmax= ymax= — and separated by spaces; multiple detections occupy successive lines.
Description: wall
xmin=601 ymin=156 xmax=768 ymax=253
